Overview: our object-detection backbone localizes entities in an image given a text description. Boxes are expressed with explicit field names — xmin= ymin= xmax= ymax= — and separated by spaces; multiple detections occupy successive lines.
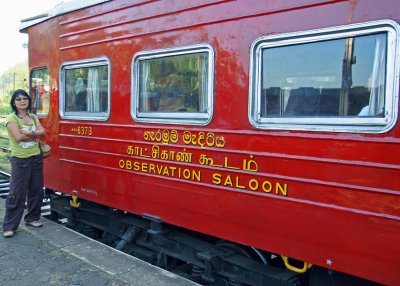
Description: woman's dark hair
xmin=10 ymin=89 xmax=31 ymax=114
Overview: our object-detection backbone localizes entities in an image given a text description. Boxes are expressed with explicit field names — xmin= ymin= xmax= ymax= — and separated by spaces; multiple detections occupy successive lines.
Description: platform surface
xmin=0 ymin=199 xmax=199 ymax=286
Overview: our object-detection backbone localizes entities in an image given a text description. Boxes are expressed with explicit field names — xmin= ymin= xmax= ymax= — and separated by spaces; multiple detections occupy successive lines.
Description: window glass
xmin=250 ymin=21 xmax=399 ymax=132
xmin=261 ymin=34 xmax=386 ymax=118
xmin=30 ymin=68 xmax=50 ymax=116
xmin=132 ymin=45 xmax=214 ymax=125
xmin=65 ymin=66 xmax=108 ymax=112
xmin=60 ymin=58 xmax=110 ymax=120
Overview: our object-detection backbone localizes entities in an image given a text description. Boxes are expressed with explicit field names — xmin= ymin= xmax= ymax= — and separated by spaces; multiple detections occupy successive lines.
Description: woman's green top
xmin=6 ymin=113 xmax=40 ymax=158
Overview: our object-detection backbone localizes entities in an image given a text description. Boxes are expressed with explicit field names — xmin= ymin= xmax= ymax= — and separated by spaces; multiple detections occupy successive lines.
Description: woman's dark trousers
xmin=3 ymin=155 xmax=44 ymax=232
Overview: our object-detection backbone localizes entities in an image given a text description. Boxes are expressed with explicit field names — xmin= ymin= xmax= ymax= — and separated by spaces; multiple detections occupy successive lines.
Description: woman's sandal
xmin=25 ymin=221 xmax=43 ymax=227
xmin=3 ymin=230 xmax=14 ymax=238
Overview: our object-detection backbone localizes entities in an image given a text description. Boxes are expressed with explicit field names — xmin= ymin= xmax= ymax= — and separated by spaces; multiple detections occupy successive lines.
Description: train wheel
xmin=214 ymin=240 xmax=271 ymax=286
xmin=216 ymin=240 xmax=268 ymax=264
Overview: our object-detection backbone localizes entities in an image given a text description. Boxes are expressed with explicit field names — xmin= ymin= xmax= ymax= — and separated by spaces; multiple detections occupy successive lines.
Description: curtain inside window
xmin=140 ymin=63 xmax=150 ymax=111
xmin=199 ymin=57 xmax=207 ymax=112
xmin=87 ymin=68 xmax=100 ymax=112
xmin=367 ymin=35 xmax=386 ymax=116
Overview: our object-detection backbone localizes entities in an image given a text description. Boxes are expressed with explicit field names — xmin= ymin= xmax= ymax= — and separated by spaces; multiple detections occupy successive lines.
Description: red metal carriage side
xmin=22 ymin=0 xmax=400 ymax=285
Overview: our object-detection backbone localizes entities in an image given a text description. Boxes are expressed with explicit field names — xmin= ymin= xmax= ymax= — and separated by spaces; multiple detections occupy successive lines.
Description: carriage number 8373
xmin=72 ymin=126 xmax=93 ymax=136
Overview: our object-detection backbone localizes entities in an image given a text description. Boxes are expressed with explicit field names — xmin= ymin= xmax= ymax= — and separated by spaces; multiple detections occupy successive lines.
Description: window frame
xmin=30 ymin=67 xmax=50 ymax=118
xmin=59 ymin=57 xmax=111 ymax=121
xmin=249 ymin=20 xmax=400 ymax=133
xmin=131 ymin=44 xmax=214 ymax=125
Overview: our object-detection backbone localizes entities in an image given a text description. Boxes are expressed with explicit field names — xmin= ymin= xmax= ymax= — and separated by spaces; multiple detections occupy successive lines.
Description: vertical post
xmin=339 ymin=38 xmax=354 ymax=116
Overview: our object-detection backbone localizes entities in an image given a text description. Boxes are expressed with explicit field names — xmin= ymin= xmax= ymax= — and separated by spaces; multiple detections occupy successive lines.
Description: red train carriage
xmin=21 ymin=0 xmax=400 ymax=285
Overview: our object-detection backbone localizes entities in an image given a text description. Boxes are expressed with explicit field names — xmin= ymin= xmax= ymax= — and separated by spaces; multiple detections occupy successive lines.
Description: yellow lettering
xmin=162 ymin=166 xmax=170 ymax=176
xmin=169 ymin=166 xmax=176 ymax=176
xmin=212 ymin=173 xmax=222 ymax=185
xmin=223 ymin=175 xmax=233 ymax=187
xmin=125 ymin=160 xmax=132 ymax=170
xmin=262 ymin=180 xmax=272 ymax=193
xmin=249 ymin=179 xmax=258 ymax=191
xmin=149 ymin=163 xmax=155 ymax=174
xmin=235 ymin=176 xmax=246 ymax=189
xmin=134 ymin=161 xmax=140 ymax=171
xmin=276 ymin=183 xmax=288 ymax=196
xmin=127 ymin=146 xmax=133 ymax=155
xmin=192 ymin=170 xmax=201 ymax=182
xmin=183 ymin=169 xmax=191 ymax=180
xmin=209 ymin=173 xmax=288 ymax=196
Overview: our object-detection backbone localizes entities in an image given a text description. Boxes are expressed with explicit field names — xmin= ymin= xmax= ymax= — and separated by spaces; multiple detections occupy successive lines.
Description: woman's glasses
xmin=15 ymin=97 xmax=29 ymax=102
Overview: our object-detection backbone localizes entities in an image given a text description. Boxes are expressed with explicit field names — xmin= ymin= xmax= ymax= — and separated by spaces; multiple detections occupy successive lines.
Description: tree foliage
xmin=0 ymin=60 xmax=29 ymax=114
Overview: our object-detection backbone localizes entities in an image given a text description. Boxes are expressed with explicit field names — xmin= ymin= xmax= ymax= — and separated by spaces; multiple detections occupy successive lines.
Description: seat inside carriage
xmin=262 ymin=86 xmax=372 ymax=117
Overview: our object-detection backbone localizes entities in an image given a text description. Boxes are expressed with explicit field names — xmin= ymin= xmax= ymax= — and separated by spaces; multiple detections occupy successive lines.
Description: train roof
xmin=19 ymin=0 xmax=109 ymax=33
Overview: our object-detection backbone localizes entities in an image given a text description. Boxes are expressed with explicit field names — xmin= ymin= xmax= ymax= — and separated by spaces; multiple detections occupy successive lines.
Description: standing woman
xmin=2 ymin=89 xmax=46 ymax=238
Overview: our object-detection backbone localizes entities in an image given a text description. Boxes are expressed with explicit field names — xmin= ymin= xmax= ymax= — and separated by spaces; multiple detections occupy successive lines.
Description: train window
xmin=30 ymin=68 xmax=50 ymax=117
xmin=249 ymin=20 xmax=400 ymax=133
xmin=60 ymin=58 xmax=110 ymax=120
xmin=132 ymin=44 xmax=214 ymax=125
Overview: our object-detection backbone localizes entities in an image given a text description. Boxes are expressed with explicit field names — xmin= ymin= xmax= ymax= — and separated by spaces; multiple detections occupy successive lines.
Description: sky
xmin=0 ymin=0 xmax=70 ymax=75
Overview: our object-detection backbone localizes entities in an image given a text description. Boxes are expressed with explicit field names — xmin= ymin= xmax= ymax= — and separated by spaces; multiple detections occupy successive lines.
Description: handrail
xmin=281 ymin=255 xmax=313 ymax=274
